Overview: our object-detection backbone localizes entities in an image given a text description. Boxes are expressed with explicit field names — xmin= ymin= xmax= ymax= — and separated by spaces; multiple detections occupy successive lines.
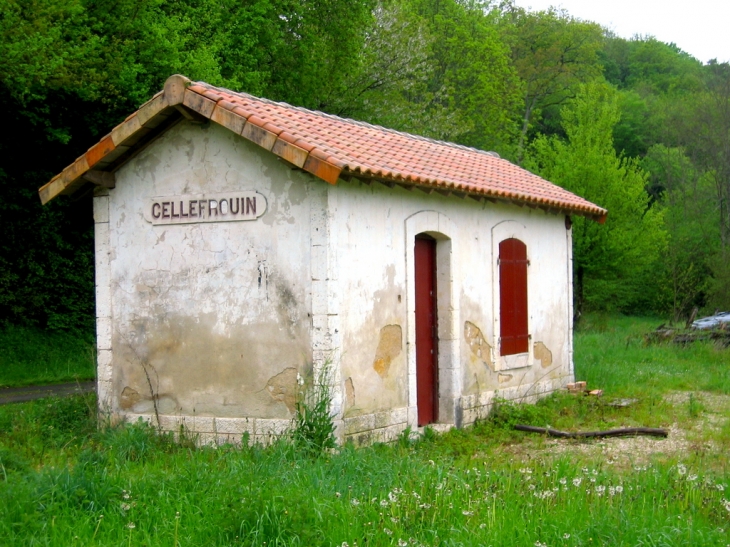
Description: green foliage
xmin=527 ymin=82 xmax=667 ymax=315
xmin=0 ymin=325 xmax=95 ymax=387
xmin=290 ymin=365 xmax=336 ymax=455
xmin=0 ymin=315 xmax=729 ymax=544
xmin=576 ymin=314 xmax=730 ymax=396
xmin=1 ymin=0 xmax=728 ymax=330
xmin=642 ymin=144 xmax=717 ymax=319
xmin=500 ymin=6 xmax=604 ymax=160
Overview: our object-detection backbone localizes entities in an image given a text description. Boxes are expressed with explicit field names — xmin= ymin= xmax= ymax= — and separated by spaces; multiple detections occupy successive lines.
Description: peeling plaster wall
xmin=102 ymin=121 xmax=316 ymax=427
xmin=328 ymin=180 xmax=573 ymax=437
xmin=95 ymin=118 xmax=575 ymax=445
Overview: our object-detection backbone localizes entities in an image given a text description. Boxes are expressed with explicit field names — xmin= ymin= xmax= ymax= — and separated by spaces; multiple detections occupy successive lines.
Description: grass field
xmin=0 ymin=326 xmax=95 ymax=388
xmin=1 ymin=315 xmax=729 ymax=546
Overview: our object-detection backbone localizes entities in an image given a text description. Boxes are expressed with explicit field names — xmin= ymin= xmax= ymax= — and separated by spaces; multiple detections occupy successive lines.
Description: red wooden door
xmin=499 ymin=238 xmax=529 ymax=356
xmin=415 ymin=235 xmax=438 ymax=426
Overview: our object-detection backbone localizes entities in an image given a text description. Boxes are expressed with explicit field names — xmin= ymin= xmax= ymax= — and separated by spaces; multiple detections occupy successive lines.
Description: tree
xmin=499 ymin=6 xmax=603 ymax=163
xmin=527 ymin=82 xmax=666 ymax=318
xmin=642 ymin=145 xmax=717 ymax=320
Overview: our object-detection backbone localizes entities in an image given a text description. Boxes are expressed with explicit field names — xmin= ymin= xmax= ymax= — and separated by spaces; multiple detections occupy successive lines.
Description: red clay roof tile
xmin=40 ymin=76 xmax=607 ymax=221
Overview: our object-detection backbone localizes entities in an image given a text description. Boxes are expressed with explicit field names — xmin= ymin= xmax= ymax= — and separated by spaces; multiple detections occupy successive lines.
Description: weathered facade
xmin=41 ymin=75 xmax=606 ymax=445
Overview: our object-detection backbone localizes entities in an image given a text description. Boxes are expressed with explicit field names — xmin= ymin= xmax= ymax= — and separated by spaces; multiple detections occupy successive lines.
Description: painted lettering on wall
xmin=144 ymin=192 xmax=267 ymax=225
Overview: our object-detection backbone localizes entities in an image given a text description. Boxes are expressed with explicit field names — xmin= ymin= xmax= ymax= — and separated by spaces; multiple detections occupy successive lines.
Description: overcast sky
xmin=511 ymin=0 xmax=730 ymax=64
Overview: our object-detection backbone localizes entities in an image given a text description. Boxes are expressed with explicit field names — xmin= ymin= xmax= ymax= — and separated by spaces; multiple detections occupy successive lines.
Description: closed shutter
xmin=499 ymin=238 xmax=528 ymax=356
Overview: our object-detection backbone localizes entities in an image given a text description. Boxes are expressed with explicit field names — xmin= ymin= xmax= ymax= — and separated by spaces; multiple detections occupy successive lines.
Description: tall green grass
xmin=1 ymin=402 xmax=728 ymax=546
xmin=0 ymin=326 xmax=95 ymax=387
xmin=1 ymin=315 xmax=729 ymax=545
xmin=576 ymin=314 xmax=730 ymax=395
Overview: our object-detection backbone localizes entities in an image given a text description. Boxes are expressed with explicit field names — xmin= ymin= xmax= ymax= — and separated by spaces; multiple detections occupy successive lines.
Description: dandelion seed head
xmin=462 ymin=510 xmax=474 ymax=516
xmin=384 ymin=528 xmax=393 ymax=536
xmin=126 ymin=522 xmax=136 ymax=529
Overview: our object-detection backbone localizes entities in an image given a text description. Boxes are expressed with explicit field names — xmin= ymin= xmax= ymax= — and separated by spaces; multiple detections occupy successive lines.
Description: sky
xmin=511 ymin=0 xmax=730 ymax=64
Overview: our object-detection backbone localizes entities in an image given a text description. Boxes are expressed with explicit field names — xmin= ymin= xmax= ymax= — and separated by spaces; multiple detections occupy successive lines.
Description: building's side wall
xmin=97 ymin=121 xmax=319 ymax=444
xmin=328 ymin=180 xmax=574 ymax=444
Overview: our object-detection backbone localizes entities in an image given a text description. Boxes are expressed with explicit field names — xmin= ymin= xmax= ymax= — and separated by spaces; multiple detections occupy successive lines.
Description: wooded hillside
xmin=2 ymin=0 xmax=728 ymax=334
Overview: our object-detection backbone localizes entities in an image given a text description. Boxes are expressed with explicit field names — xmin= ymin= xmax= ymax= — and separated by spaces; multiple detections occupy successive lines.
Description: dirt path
xmin=0 ymin=381 xmax=95 ymax=405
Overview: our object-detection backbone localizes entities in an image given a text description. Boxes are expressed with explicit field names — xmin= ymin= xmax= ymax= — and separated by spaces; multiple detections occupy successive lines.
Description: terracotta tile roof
xmin=39 ymin=75 xmax=607 ymax=222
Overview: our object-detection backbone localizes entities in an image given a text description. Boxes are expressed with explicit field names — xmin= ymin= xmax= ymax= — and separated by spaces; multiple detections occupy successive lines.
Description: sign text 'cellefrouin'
xmin=144 ymin=192 xmax=267 ymax=225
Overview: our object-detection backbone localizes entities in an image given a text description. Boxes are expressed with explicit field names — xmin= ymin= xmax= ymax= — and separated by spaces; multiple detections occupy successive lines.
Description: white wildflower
xmin=573 ymin=478 xmax=582 ymax=487
xmin=351 ymin=498 xmax=360 ymax=506
xmin=462 ymin=510 xmax=474 ymax=516
xmin=559 ymin=477 xmax=567 ymax=485
xmin=384 ymin=528 xmax=393 ymax=536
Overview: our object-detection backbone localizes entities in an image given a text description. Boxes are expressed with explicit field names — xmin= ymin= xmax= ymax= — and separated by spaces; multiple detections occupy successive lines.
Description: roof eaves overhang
xmin=39 ymin=74 xmax=608 ymax=224
xmin=337 ymin=172 xmax=608 ymax=223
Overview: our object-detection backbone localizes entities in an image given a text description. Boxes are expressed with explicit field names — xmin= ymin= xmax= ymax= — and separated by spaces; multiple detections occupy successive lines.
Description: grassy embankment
xmin=1 ymin=315 xmax=729 ymax=546
xmin=0 ymin=326 xmax=95 ymax=388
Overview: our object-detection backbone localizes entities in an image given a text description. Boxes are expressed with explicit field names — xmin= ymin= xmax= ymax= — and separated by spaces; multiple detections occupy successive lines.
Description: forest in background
xmin=1 ymin=0 xmax=728 ymax=335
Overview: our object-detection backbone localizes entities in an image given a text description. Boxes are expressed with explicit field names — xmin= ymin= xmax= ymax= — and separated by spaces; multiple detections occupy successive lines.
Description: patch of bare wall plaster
xmin=463 ymin=320 xmax=495 ymax=394
xmin=340 ymin=261 xmax=407 ymax=415
xmin=372 ymin=325 xmax=403 ymax=377
xmin=345 ymin=377 xmax=355 ymax=409
xmin=266 ymin=367 xmax=299 ymax=414
xmin=533 ymin=341 xmax=553 ymax=368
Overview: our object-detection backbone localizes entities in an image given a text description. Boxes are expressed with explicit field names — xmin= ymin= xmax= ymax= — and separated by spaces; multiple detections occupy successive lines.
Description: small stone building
xmin=40 ymin=75 xmax=606 ymax=445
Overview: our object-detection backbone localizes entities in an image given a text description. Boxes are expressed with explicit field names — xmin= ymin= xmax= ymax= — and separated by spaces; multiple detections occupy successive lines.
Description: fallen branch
xmin=514 ymin=425 xmax=668 ymax=438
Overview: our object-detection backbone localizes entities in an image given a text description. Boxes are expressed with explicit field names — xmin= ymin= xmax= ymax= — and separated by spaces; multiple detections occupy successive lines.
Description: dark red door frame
xmin=414 ymin=235 xmax=438 ymax=426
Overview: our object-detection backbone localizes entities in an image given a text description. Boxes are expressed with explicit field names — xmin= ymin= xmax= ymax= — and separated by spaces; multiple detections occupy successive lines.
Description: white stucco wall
xmin=98 ymin=121 xmax=319 ymax=441
xmin=327 ymin=179 xmax=574 ymax=441
xmin=95 ymin=119 xmax=575 ymax=445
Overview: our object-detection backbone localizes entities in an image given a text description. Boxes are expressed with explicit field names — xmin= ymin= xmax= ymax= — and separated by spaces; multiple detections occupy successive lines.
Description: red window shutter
xmin=499 ymin=238 xmax=529 ymax=356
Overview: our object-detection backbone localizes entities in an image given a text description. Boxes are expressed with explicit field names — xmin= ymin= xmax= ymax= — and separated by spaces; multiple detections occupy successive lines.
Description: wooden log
xmin=514 ymin=424 xmax=668 ymax=438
